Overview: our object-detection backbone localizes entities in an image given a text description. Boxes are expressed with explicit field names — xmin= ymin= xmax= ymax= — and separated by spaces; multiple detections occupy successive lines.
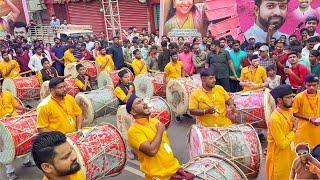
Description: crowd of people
xmin=0 ymin=12 xmax=319 ymax=180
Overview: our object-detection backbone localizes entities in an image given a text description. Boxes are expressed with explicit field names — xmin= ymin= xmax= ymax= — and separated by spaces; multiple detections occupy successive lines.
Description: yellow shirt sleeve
xmin=164 ymin=63 xmax=170 ymax=78
xmin=240 ymin=68 xmax=246 ymax=81
xmin=1 ymin=91 xmax=17 ymax=117
xmin=269 ymin=114 xmax=295 ymax=149
xmin=261 ymin=68 xmax=267 ymax=82
xmin=37 ymin=103 xmax=49 ymax=129
xmin=13 ymin=60 xmax=20 ymax=77
xmin=132 ymin=59 xmax=147 ymax=75
xmin=189 ymin=90 xmax=199 ymax=110
xmin=64 ymin=51 xmax=76 ymax=65
xmin=128 ymin=125 xmax=149 ymax=150
xmin=131 ymin=59 xmax=140 ymax=75
xmin=291 ymin=94 xmax=301 ymax=114
xmin=114 ymin=86 xmax=127 ymax=102
xmin=75 ymin=78 xmax=85 ymax=90
xmin=218 ymin=85 xmax=230 ymax=100
xmin=68 ymin=95 xmax=82 ymax=117
xmin=37 ymin=71 xmax=43 ymax=85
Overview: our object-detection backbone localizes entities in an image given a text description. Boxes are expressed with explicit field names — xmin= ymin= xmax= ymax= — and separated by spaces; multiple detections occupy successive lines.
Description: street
xmin=0 ymin=104 xmax=266 ymax=180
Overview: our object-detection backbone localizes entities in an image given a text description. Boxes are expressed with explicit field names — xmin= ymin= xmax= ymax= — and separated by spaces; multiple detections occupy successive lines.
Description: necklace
xmin=304 ymin=91 xmax=319 ymax=116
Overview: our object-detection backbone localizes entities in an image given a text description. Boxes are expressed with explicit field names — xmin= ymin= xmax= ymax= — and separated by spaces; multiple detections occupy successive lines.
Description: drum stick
xmin=0 ymin=70 xmax=32 ymax=81
xmin=236 ymin=108 xmax=265 ymax=123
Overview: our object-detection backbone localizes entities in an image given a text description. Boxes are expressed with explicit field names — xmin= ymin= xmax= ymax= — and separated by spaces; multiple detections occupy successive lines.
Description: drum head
xmin=116 ymin=105 xmax=134 ymax=141
xmin=66 ymin=137 xmax=87 ymax=179
xmin=0 ymin=123 xmax=15 ymax=164
xmin=144 ymin=96 xmax=173 ymax=128
xmin=2 ymin=78 xmax=17 ymax=97
xmin=40 ymin=81 xmax=50 ymax=100
xmin=75 ymin=93 xmax=94 ymax=125
xmin=134 ymin=74 xmax=154 ymax=98
xmin=263 ymin=88 xmax=276 ymax=126
xmin=183 ymin=154 xmax=247 ymax=180
xmin=166 ymin=79 xmax=188 ymax=115
xmin=97 ymin=72 xmax=114 ymax=88
xmin=64 ymin=62 xmax=78 ymax=78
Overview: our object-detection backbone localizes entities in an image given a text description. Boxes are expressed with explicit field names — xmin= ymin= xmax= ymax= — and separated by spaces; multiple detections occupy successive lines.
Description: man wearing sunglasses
xmin=290 ymin=143 xmax=320 ymax=179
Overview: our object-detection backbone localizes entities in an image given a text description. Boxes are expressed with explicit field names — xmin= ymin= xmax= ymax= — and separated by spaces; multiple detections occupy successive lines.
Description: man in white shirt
xmin=301 ymin=36 xmax=318 ymax=58
xmin=28 ymin=47 xmax=51 ymax=72
xmin=244 ymin=0 xmax=289 ymax=43
xmin=83 ymin=35 xmax=94 ymax=52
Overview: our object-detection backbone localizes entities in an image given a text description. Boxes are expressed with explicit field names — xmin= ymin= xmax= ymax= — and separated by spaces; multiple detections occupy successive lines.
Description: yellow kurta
xmin=63 ymin=50 xmax=77 ymax=66
xmin=266 ymin=108 xmax=296 ymax=180
xmin=128 ymin=117 xmax=180 ymax=179
xmin=164 ymin=61 xmax=183 ymax=81
xmin=0 ymin=90 xmax=20 ymax=118
xmin=114 ymin=86 xmax=127 ymax=103
xmin=132 ymin=58 xmax=148 ymax=75
xmin=240 ymin=65 xmax=267 ymax=92
xmin=95 ymin=54 xmax=114 ymax=72
xmin=0 ymin=60 xmax=20 ymax=79
xmin=43 ymin=170 xmax=85 ymax=180
xmin=37 ymin=95 xmax=82 ymax=134
xmin=189 ymin=85 xmax=232 ymax=127
xmin=292 ymin=90 xmax=320 ymax=149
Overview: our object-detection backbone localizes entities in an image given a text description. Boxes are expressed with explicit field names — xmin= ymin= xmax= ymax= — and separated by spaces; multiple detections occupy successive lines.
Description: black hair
xmin=49 ymin=77 xmax=64 ymax=89
xmin=290 ymin=46 xmax=302 ymax=53
xmin=169 ymin=42 xmax=178 ymax=49
xmin=76 ymin=63 xmax=84 ymax=71
xmin=32 ymin=131 xmax=67 ymax=171
xmin=41 ymin=58 xmax=50 ymax=65
xmin=118 ymin=69 xmax=129 ymax=78
xmin=123 ymin=39 xmax=130 ymax=44
xmin=275 ymin=40 xmax=285 ymax=46
xmin=112 ymin=36 xmax=119 ymax=40
xmin=289 ymin=34 xmax=297 ymax=39
xmin=246 ymin=45 xmax=255 ymax=51
xmin=300 ymin=28 xmax=308 ymax=34
xmin=305 ymin=15 xmax=319 ymax=24
xmin=133 ymin=49 xmax=140 ymax=55
xmin=13 ymin=22 xmax=28 ymax=32
xmin=232 ymin=40 xmax=241 ymax=45
xmin=255 ymin=0 xmax=290 ymax=7
xmin=1 ymin=50 xmax=8 ymax=56
xmin=307 ymin=36 xmax=318 ymax=43
xmin=170 ymin=51 xmax=178 ymax=57
xmin=310 ymin=49 xmax=320 ymax=57
xmin=288 ymin=51 xmax=298 ymax=57
xmin=150 ymin=45 xmax=158 ymax=50
xmin=67 ymin=45 xmax=76 ymax=49
xmin=184 ymin=42 xmax=192 ymax=48
xmin=53 ymin=37 xmax=60 ymax=42
xmin=178 ymin=36 xmax=184 ymax=41
xmin=161 ymin=41 xmax=167 ymax=47
xmin=218 ymin=37 xmax=226 ymax=41
xmin=266 ymin=65 xmax=276 ymax=72
xmin=212 ymin=40 xmax=220 ymax=46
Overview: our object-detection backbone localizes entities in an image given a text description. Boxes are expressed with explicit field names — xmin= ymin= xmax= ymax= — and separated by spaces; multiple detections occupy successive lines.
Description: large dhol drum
xmin=166 ymin=75 xmax=202 ymax=115
xmin=67 ymin=124 xmax=126 ymax=179
xmin=133 ymin=72 xmax=165 ymax=98
xmin=227 ymin=89 xmax=276 ymax=128
xmin=75 ymin=86 xmax=119 ymax=125
xmin=3 ymin=76 xmax=40 ymax=100
xmin=116 ymin=96 xmax=173 ymax=141
xmin=97 ymin=67 xmax=134 ymax=88
xmin=183 ymin=154 xmax=247 ymax=180
xmin=64 ymin=60 xmax=98 ymax=79
xmin=188 ymin=124 xmax=261 ymax=178
xmin=40 ymin=78 xmax=80 ymax=99
xmin=0 ymin=110 xmax=37 ymax=164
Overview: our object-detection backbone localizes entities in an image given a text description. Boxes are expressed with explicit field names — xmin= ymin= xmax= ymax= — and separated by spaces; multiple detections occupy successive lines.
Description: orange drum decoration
xmin=2 ymin=76 xmax=41 ymax=100
xmin=183 ymin=154 xmax=247 ymax=180
xmin=227 ymin=89 xmax=276 ymax=129
xmin=97 ymin=67 xmax=134 ymax=88
xmin=40 ymin=78 xmax=80 ymax=99
xmin=0 ymin=110 xmax=38 ymax=164
xmin=188 ymin=124 xmax=261 ymax=178
xmin=67 ymin=124 xmax=126 ymax=179
xmin=64 ymin=60 xmax=98 ymax=79
xmin=166 ymin=75 xmax=202 ymax=115
xmin=116 ymin=96 xmax=173 ymax=142
xmin=134 ymin=72 xmax=165 ymax=98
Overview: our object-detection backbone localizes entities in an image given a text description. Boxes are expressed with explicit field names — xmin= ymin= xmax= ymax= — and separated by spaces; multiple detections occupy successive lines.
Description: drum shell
xmin=67 ymin=124 xmax=126 ymax=179
xmin=64 ymin=60 xmax=99 ymax=79
xmin=40 ymin=78 xmax=80 ymax=99
xmin=3 ymin=76 xmax=40 ymax=100
xmin=188 ymin=124 xmax=262 ymax=178
xmin=0 ymin=111 xmax=38 ymax=164
xmin=134 ymin=73 xmax=165 ymax=98
xmin=75 ymin=86 xmax=119 ymax=125
xmin=183 ymin=154 xmax=247 ymax=180
xmin=97 ymin=67 xmax=134 ymax=88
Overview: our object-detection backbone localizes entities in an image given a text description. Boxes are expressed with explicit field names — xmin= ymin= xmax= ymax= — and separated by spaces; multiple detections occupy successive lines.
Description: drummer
xmin=164 ymin=51 xmax=184 ymax=84
xmin=0 ymin=50 xmax=21 ymax=79
xmin=95 ymin=47 xmax=114 ymax=72
xmin=266 ymin=84 xmax=297 ymax=180
xmin=292 ymin=74 xmax=320 ymax=149
xmin=114 ymin=69 xmax=135 ymax=105
xmin=126 ymin=94 xmax=181 ymax=179
xmin=75 ymin=64 xmax=93 ymax=92
xmin=32 ymin=131 xmax=85 ymax=180
xmin=63 ymin=45 xmax=77 ymax=66
xmin=131 ymin=49 xmax=148 ymax=76
xmin=189 ymin=68 xmax=236 ymax=127
xmin=37 ymin=77 xmax=83 ymax=134
xmin=37 ymin=58 xmax=58 ymax=85
xmin=239 ymin=54 xmax=267 ymax=92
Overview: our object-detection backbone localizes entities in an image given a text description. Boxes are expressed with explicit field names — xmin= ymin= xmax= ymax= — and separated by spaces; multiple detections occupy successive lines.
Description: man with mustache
xmin=244 ymin=0 xmax=289 ymax=43
xmin=32 ymin=131 xmax=84 ymax=180
xmin=305 ymin=15 xmax=319 ymax=37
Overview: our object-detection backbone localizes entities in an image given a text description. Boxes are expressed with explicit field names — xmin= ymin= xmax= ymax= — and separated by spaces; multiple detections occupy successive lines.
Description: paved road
xmin=0 ymin=100 xmax=266 ymax=179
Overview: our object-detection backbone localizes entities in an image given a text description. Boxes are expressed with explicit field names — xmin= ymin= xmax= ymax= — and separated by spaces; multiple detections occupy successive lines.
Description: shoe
xmin=7 ymin=172 xmax=18 ymax=180
xmin=23 ymin=161 xmax=36 ymax=167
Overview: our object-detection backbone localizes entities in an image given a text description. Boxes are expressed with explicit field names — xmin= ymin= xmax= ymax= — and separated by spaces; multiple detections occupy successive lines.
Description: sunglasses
xmin=298 ymin=151 xmax=308 ymax=156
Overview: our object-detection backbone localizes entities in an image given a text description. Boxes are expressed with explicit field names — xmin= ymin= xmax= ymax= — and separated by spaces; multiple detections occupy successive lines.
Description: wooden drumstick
xmin=0 ymin=70 xmax=32 ymax=81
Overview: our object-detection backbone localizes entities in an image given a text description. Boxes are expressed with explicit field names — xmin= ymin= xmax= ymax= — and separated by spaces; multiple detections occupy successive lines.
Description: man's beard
xmin=307 ymin=27 xmax=316 ymax=34
xmin=258 ymin=14 xmax=285 ymax=31
xmin=55 ymin=160 xmax=81 ymax=177
xmin=283 ymin=103 xmax=292 ymax=108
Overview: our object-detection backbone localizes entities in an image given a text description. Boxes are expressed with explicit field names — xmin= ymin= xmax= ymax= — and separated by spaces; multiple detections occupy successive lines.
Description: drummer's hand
xmin=128 ymin=84 xmax=134 ymax=92
xmin=205 ymin=108 xmax=216 ymax=114
xmin=229 ymin=104 xmax=236 ymax=112
xmin=292 ymin=117 xmax=299 ymax=130
xmin=156 ymin=122 xmax=165 ymax=133
xmin=85 ymin=76 xmax=89 ymax=81
xmin=309 ymin=117 xmax=319 ymax=126
xmin=306 ymin=161 xmax=320 ymax=175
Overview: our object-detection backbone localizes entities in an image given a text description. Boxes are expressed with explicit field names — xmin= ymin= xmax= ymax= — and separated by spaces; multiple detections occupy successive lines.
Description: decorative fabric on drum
xmin=134 ymin=73 xmax=165 ymax=98
xmin=2 ymin=76 xmax=41 ymax=100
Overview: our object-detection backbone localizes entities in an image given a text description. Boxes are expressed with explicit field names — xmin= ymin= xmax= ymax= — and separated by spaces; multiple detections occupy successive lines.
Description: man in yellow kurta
xmin=95 ymin=48 xmax=114 ymax=72
xmin=189 ymin=68 xmax=235 ymax=127
xmin=266 ymin=84 xmax=298 ymax=180
xmin=37 ymin=77 xmax=83 ymax=134
xmin=113 ymin=69 xmax=135 ymax=105
xmin=0 ymin=50 xmax=20 ymax=79
xmin=63 ymin=45 xmax=77 ymax=66
xmin=240 ymin=54 xmax=267 ymax=92
xmin=131 ymin=49 xmax=147 ymax=76
xmin=164 ymin=51 xmax=184 ymax=83
xmin=127 ymin=94 xmax=180 ymax=179
xmin=292 ymin=74 xmax=320 ymax=149
xmin=32 ymin=131 xmax=85 ymax=180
